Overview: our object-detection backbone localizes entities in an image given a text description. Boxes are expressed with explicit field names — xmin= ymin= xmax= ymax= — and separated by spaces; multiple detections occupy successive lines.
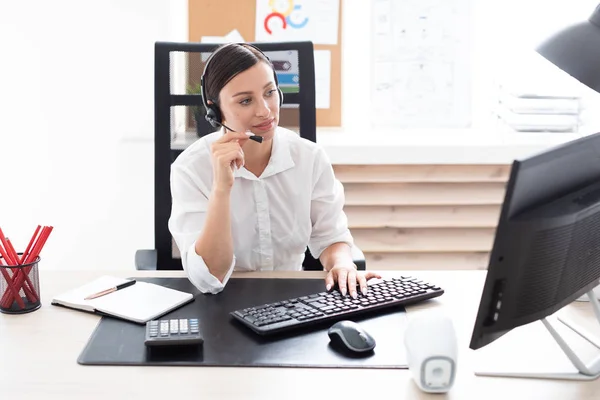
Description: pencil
xmin=0 ymin=226 xmax=52 ymax=308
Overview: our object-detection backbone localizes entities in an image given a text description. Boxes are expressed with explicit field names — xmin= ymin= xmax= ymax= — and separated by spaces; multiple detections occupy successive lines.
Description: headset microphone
xmin=205 ymin=116 xmax=263 ymax=143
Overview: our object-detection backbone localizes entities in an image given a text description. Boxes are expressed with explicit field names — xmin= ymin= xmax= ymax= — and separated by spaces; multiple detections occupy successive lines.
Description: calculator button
xmin=160 ymin=321 xmax=169 ymax=336
xmin=169 ymin=319 xmax=179 ymax=334
xmin=179 ymin=319 xmax=189 ymax=334
xmin=190 ymin=319 xmax=199 ymax=334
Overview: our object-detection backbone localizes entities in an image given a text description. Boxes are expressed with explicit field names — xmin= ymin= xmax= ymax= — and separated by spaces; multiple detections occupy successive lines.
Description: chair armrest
xmin=351 ymin=245 xmax=366 ymax=271
xmin=135 ymin=249 xmax=157 ymax=270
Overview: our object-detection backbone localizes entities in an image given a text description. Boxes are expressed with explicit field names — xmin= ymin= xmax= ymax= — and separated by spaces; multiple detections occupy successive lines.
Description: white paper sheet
xmin=200 ymin=29 xmax=246 ymax=60
xmin=314 ymin=50 xmax=331 ymax=109
xmin=370 ymin=0 xmax=472 ymax=128
xmin=255 ymin=0 xmax=339 ymax=45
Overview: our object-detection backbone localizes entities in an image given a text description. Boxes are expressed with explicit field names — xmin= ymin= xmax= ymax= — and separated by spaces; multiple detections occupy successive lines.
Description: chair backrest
xmin=154 ymin=41 xmax=317 ymax=270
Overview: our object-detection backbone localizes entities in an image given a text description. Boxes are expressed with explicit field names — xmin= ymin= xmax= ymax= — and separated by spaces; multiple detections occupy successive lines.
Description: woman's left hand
xmin=325 ymin=265 xmax=382 ymax=298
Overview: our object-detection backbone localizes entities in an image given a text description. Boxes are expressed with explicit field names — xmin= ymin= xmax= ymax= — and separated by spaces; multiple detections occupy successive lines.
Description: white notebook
xmin=51 ymin=276 xmax=194 ymax=324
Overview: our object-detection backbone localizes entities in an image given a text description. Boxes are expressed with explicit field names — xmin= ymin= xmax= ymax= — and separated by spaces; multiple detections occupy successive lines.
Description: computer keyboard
xmin=230 ymin=276 xmax=444 ymax=336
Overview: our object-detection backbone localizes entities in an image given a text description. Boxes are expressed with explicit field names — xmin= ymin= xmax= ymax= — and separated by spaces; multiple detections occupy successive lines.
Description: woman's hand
xmin=210 ymin=130 xmax=253 ymax=191
xmin=325 ymin=265 xmax=382 ymax=298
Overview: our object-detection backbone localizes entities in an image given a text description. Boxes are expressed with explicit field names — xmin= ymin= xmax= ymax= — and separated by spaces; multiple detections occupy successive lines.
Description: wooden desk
xmin=1 ymin=270 xmax=599 ymax=400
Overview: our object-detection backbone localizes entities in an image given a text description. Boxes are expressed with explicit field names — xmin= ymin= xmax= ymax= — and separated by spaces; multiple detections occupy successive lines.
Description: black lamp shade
xmin=536 ymin=4 xmax=600 ymax=94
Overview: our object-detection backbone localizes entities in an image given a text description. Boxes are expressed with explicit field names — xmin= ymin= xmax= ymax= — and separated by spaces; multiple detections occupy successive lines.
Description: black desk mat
xmin=78 ymin=277 xmax=408 ymax=368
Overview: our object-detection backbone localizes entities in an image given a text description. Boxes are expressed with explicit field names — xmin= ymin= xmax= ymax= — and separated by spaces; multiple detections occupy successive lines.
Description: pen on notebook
xmin=84 ymin=280 xmax=136 ymax=300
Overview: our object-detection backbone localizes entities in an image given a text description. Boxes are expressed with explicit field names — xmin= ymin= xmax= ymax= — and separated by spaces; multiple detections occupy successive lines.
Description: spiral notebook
xmin=51 ymin=275 xmax=195 ymax=324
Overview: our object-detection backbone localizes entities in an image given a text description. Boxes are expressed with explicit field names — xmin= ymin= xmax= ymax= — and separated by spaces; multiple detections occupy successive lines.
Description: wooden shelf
xmin=351 ymin=227 xmax=495 ymax=252
xmin=334 ymin=164 xmax=511 ymax=183
xmin=343 ymin=182 xmax=507 ymax=206
xmin=345 ymin=204 xmax=501 ymax=228
xmin=364 ymin=251 xmax=491 ymax=270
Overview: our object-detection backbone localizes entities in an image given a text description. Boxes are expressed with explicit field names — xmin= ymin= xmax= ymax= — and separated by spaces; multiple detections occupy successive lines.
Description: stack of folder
xmin=496 ymin=90 xmax=581 ymax=133
xmin=494 ymin=52 xmax=583 ymax=133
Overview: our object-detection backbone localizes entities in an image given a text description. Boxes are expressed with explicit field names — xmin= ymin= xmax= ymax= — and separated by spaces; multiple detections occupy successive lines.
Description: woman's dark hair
xmin=203 ymin=44 xmax=273 ymax=104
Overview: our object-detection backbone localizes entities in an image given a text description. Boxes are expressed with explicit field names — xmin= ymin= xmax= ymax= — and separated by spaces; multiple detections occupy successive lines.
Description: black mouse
xmin=328 ymin=320 xmax=376 ymax=354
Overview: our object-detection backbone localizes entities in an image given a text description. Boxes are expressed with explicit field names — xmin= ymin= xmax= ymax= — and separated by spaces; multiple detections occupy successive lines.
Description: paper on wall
xmin=370 ymin=0 xmax=473 ymax=128
xmin=255 ymin=0 xmax=339 ymax=45
xmin=314 ymin=50 xmax=331 ymax=109
xmin=200 ymin=29 xmax=246 ymax=60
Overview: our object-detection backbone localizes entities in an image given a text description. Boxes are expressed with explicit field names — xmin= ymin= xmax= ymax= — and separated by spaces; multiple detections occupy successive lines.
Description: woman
xmin=168 ymin=42 xmax=380 ymax=296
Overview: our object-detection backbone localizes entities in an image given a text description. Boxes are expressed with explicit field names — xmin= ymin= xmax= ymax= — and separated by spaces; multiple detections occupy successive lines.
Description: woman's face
xmin=218 ymin=61 xmax=280 ymax=142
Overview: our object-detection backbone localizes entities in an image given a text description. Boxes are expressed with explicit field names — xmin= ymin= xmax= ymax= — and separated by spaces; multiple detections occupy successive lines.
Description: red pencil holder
xmin=0 ymin=254 xmax=41 ymax=314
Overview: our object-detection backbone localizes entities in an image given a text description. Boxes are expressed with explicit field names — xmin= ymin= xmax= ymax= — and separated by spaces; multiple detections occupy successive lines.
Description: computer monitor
xmin=469 ymin=131 xmax=600 ymax=380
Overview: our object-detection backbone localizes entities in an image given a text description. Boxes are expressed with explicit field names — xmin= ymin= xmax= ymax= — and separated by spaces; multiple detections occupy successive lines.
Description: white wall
xmin=341 ymin=0 xmax=600 ymax=132
xmin=1 ymin=0 xmax=598 ymax=271
xmin=0 ymin=0 xmax=187 ymax=270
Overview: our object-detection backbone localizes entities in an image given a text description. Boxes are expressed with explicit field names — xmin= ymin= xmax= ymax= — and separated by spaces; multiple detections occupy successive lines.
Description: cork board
xmin=188 ymin=0 xmax=342 ymax=127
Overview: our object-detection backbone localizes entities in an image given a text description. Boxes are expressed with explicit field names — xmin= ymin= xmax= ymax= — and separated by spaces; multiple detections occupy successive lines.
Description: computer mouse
xmin=328 ymin=320 xmax=376 ymax=354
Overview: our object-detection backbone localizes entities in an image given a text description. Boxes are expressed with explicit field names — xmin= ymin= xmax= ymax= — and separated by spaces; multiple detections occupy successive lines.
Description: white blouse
xmin=168 ymin=126 xmax=354 ymax=294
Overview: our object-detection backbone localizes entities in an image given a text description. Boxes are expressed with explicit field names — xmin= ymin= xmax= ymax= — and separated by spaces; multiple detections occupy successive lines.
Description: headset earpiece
xmin=204 ymin=107 xmax=221 ymax=128
xmin=200 ymin=74 xmax=222 ymax=128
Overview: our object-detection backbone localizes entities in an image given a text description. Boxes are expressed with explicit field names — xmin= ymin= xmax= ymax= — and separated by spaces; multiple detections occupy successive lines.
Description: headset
xmin=200 ymin=42 xmax=283 ymax=143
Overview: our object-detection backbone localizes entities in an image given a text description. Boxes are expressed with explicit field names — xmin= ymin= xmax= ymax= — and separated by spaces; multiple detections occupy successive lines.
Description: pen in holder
xmin=0 ymin=254 xmax=42 ymax=314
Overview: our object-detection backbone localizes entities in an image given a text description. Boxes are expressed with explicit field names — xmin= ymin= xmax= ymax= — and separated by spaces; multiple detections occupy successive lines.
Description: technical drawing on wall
xmin=371 ymin=0 xmax=472 ymax=128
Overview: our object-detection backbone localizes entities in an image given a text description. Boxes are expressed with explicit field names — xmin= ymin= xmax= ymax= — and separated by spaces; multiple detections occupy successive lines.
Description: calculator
xmin=144 ymin=318 xmax=204 ymax=347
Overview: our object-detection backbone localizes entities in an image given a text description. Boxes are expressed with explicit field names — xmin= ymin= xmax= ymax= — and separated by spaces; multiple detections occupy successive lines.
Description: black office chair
xmin=135 ymin=41 xmax=365 ymax=272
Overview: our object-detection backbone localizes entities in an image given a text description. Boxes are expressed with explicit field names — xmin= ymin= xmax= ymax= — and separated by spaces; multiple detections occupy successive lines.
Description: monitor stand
xmin=475 ymin=289 xmax=600 ymax=381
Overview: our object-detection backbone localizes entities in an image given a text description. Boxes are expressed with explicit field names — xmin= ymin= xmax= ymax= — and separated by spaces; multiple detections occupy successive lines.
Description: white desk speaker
xmin=404 ymin=313 xmax=458 ymax=393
